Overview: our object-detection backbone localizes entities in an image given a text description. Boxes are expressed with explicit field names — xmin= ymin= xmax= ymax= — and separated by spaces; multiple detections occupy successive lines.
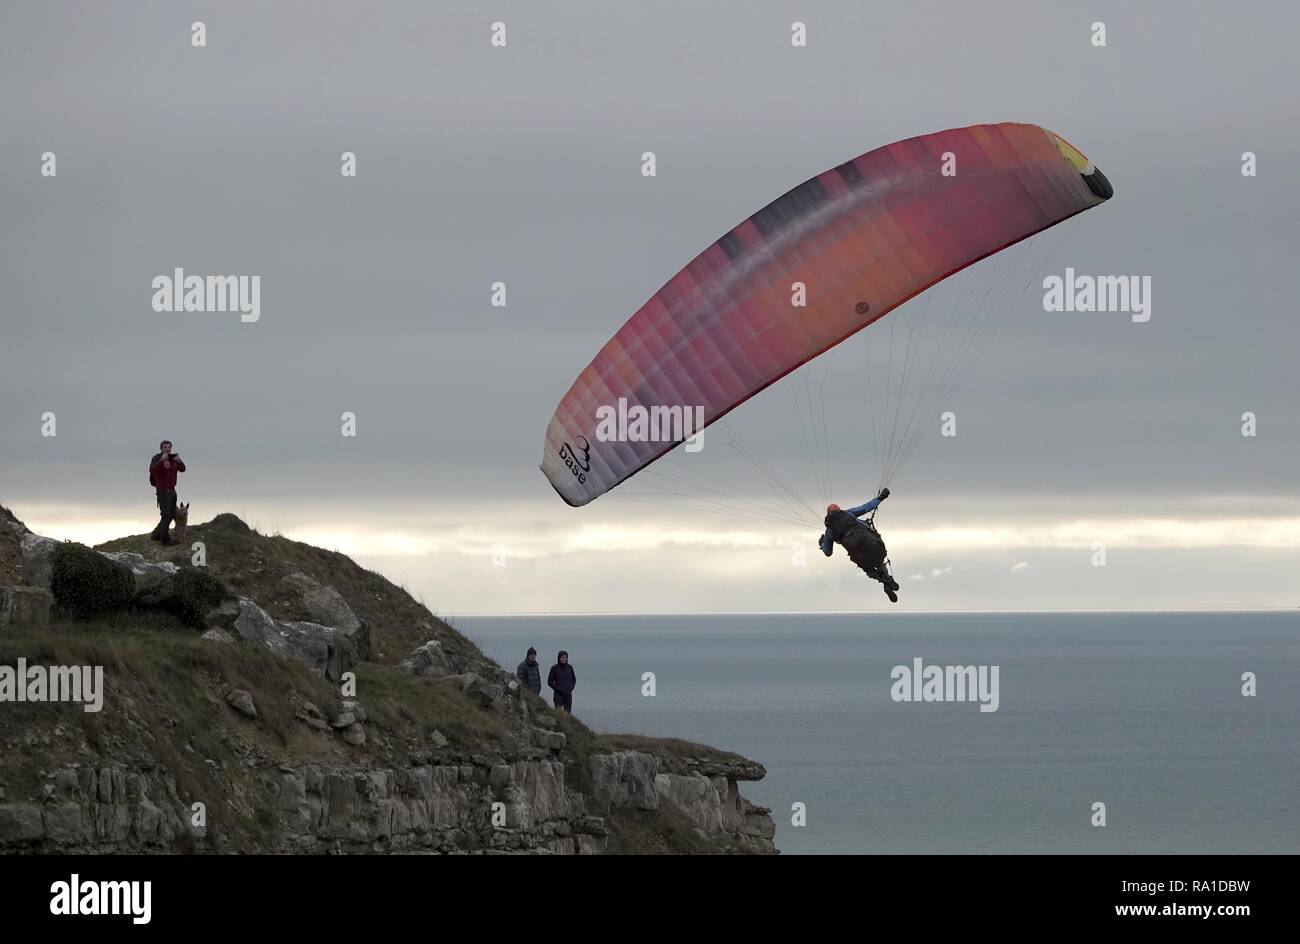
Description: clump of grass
xmin=49 ymin=542 xmax=134 ymax=619
xmin=133 ymin=567 xmax=228 ymax=628
xmin=351 ymin=663 xmax=509 ymax=749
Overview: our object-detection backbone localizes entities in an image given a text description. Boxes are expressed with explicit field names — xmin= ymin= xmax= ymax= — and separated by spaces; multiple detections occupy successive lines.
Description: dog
xmin=171 ymin=501 xmax=190 ymax=541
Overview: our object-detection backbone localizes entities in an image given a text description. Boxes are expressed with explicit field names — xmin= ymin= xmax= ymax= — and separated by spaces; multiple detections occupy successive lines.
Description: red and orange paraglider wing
xmin=541 ymin=122 xmax=1112 ymax=506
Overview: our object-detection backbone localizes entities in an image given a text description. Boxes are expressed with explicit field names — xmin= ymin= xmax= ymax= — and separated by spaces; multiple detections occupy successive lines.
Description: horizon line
xmin=448 ymin=605 xmax=1300 ymax=619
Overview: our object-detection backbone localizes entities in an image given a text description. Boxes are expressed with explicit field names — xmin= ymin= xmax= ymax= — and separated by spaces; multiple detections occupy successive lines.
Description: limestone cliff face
xmin=0 ymin=505 xmax=777 ymax=855
xmin=1 ymin=753 xmax=775 ymax=855
xmin=1 ymin=759 xmax=593 ymax=854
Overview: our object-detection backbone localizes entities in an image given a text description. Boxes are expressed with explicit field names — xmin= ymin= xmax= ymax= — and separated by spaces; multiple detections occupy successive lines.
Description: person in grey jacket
xmin=516 ymin=647 xmax=542 ymax=696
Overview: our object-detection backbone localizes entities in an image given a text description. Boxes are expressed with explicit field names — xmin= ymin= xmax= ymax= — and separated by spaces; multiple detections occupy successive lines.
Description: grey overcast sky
xmin=2 ymin=1 xmax=1298 ymax=614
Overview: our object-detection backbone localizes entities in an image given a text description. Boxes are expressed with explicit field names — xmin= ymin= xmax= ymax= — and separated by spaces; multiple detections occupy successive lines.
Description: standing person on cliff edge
xmin=516 ymin=647 xmax=542 ymax=696
xmin=547 ymin=650 xmax=576 ymax=713
xmin=148 ymin=439 xmax=186 ymax=545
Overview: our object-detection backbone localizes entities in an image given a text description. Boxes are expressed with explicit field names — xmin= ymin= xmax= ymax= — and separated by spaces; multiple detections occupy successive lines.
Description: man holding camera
xmin=149 ymin=439 xmax=186 ymax=545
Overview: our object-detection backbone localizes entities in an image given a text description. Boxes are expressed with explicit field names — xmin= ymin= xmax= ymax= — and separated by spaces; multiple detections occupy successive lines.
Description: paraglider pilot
xmin=820 ymin=488 xmax=901 ymax=602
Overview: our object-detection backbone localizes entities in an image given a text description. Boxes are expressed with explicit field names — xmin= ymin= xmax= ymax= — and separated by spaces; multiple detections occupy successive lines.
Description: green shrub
xmin=49 ymin=543 xmax=136 ymax=619
xmin=134 ymin=567 xmax=229 ymax=628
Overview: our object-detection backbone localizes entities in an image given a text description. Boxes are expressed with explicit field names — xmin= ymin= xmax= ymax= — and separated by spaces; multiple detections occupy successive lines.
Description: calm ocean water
xmin=457 ymin=612 xmax=1299 ymax=854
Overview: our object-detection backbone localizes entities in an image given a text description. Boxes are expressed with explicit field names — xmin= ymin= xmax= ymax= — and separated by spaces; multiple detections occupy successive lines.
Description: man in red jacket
xmin=149 ymin=440 xmax=186 ymax=545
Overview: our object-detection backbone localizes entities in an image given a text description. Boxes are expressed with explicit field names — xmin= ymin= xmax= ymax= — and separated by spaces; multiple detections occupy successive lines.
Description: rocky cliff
xmin=0 ymin=504 xmax=776 ymax=854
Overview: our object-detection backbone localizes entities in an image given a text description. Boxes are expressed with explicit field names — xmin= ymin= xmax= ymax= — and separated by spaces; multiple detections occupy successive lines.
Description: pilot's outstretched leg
xmin=865 ymin=563 xmax=899 ymax=603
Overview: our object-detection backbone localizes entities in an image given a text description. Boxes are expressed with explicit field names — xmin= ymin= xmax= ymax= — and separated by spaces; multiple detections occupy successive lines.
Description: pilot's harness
xmin=863 ymin=508 xmax=892 ymax=572
xmin=824 ymin=506 xmax=892 ymax=574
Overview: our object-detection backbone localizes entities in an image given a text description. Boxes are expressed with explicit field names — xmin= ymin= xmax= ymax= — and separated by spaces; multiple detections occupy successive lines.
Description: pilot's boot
xmin=880 ymin=569 xmax=899 ymax=602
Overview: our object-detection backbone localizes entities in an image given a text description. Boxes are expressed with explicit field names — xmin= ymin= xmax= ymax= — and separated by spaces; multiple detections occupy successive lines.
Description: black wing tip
xmin=1084 ymin=165 xmax=1114 ymax=201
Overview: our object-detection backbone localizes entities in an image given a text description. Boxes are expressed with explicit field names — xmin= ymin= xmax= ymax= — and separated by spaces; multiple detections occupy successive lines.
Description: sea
xmin=457 ymin=611 xmax=1300 ymax=854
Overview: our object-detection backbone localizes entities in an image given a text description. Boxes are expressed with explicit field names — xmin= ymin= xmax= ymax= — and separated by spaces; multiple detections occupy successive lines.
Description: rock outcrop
xmin=0 ymin=766 xmax=189 ymax=851
xmin=590 ymin=751 xmax=660 ymax=811
xmin=19 ymin=533 xmax=60 ymax=588
xmin=279 ymin=572 xmax=365 ymax=639
xmin=0 ymin=585 xmax=52 ymax=629
xmin=99 ymin=551 xmax=180 ymax=594
xmin=397 ymin=639 xmax=457 ymax=677
xmin=203 ymin=596 xmax=364 ymax=682
xmin=590 ymin=751 xmax=776 ymax=853
xmin=656 ymin=772 xmax=775 ymax=853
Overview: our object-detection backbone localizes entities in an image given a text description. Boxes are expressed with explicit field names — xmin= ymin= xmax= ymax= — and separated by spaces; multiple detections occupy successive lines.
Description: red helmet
xmin=826 ymin=503 xmax=841 ymax=514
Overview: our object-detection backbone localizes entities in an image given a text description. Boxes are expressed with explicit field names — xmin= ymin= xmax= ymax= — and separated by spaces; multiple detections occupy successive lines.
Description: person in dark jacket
xmin=547 ymin=650 xmax=576 ymax=713
xmin=516 ymin=647 xmax=542 ymax=696
xmin=149 ymin=440 xmax=187 ymax=546
xmin=820 ymin=488 xmax=900 ymax=602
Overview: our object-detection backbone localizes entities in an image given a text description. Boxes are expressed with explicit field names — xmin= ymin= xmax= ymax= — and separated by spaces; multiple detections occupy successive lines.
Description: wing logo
xmin=557 ymin=436 xmax=592 ymax=485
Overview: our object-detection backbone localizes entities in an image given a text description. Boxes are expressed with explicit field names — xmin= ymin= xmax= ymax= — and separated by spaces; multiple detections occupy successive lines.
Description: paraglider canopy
xmin=541 ymin=122 xmax=1112 ymax=507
